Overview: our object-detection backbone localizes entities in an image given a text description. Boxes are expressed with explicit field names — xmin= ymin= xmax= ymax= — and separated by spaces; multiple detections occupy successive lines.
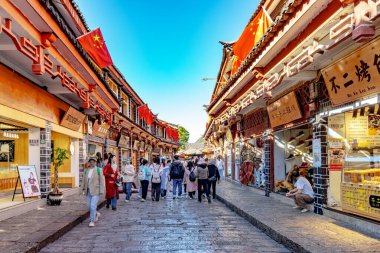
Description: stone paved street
xmin=40 ymin=193 xmax=290 ymax=253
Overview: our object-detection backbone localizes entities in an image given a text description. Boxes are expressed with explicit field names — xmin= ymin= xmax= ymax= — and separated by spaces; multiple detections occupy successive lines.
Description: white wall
xmin=28 ymin=128 xmax=40 ymax=176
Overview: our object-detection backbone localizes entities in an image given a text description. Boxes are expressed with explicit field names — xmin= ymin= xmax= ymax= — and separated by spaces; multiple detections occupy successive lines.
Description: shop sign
xmin=267 ymin=91 xmax=302 ymax=128
xmin=29 ymin=139 xmax=39 ymax=146
xmin=108 ymin=127 xmax=119 ymax=141
xmin=322 ymin=38 xmax=380 ymax=106
xmin=118 ymin=134 xmax=130 ymax=148
xmin=60 ymin=107 xmax=85 ymax=131
xmin=92 ymin=122 xmax=109 ymax=139
xmin=87 ymin=121 xmax=93 ymax=135
xmin=313 ymin=138 xmax=321 ymax=168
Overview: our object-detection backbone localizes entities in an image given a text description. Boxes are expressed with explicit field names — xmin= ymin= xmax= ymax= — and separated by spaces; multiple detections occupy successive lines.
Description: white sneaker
xmin=125 ymin=199 xmax=129 ymax=203
xmin=89 ymin=222 xmax=95 ymax=227
xmin=95 ymin=212 xmax=100 ymax=222
xmin=301 ymin=208 xmax=309 ymax=213
xmin=140 ymin=199 xmax=145 ymax=202
xmin=293 ymin=206 xmax=301 ymax=209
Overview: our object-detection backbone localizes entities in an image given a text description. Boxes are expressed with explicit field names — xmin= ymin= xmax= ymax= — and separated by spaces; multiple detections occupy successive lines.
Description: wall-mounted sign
xmin=313 ymin=138 xmax=322 ymax=168
xmin=92 ymin=122 xmax=110 ymax=139
xmin=267 ymin=91 xmax=302 ymax=128
xmin=118 ymin=134 xmax=130 ymax=148
xmin=29 ymin=139 xmax=39 ymax=146
xmin=322 ymin=38 xmax=380 ymax=106
xmin=108 ymin=127 xmax=119 ymax=141
xmin=87 ymin=120 xmax=93 ymax=135
xmin=60 ymin=107 xmax=85 ymax=131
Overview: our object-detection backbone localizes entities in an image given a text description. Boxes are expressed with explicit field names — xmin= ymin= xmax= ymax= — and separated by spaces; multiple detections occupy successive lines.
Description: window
xmin=121 ymin=93 xmax=129 ymax=117
xmin=108 ymin=79 xmax=119 ymax=97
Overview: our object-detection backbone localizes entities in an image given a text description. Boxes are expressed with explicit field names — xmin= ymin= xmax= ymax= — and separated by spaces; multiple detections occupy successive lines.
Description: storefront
xmin=118 ymin=130 xmax=131 ymax=162
xmin=88 ymin=121 xmax=108 ymax=159
xmin=269 ymin=85 xmax=316 ymax=194
xmin=239 ymin=109 xmax=268 ymax=188
xmin=320 ymin=37 xmax=380 ymax=221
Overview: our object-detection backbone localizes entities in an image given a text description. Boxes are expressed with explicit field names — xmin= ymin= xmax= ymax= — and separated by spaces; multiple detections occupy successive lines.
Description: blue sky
xmin=76 ymin=0 xmax=259 ymax=142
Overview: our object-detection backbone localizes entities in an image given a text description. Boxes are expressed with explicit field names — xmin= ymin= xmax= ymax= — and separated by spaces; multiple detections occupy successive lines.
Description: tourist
xmin=216 ymin=155 xmax=225 ymax=180
xmin=169 ymin=155 xmax=185 ymax=199
xmin=184 ymin=161 xmax=197 ymax=199
xmin=196 ymin=158 xmax=210 ymax=203
xmin=138 ymin=159 xmax=151 ymax=202
xmin=160 ymin=159 xmax=170 ymax=199
xmin=81 ymin=157 xmax=105 ymax=227
xmin=103 ymin=154 xmax=119 ymax=210
xmin=121 ymin=158 xmax=135 ymax=202
xmin=207 ymin=158 xmax=220 ymax=199
xmin=150 ymin=157 xmax=162 ymax=201
xmin=286 ymin=169 xmax=314 ymax=213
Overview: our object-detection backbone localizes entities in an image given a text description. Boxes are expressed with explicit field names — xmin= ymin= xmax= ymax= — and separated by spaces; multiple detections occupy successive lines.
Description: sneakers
xmin=293 ymin=206 xmax=301 ymax=209
xmin=95 ymin=212 xmax=100 ymax=222
xmin=301 ymin=208 xmax=309 ymax=213
xmin=173 ymin=196 xmax=176 ymax=200
xmin=106 ymin=204 xmax=110 ymax=209
xmin=125 ymin=199 xmax=129 ymax=203
xmin=89 ymin=222 xmax=95 ymax=227
xmin=152 ymin=197 xmax=155 ymax=201
xmin=140 ymin=199 xmax=146 ymax=202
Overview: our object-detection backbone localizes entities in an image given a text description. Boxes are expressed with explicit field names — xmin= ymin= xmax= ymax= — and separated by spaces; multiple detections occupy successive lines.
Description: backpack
xmin=138 ymin=167 xmax=146 ymax=181
xmin=189 ymin=168 xmax=196 ymax=182
xmin=170 ymin=163 xmax=182 ymax=179
xmin=151 ymin=165 xmax=161 ymax=183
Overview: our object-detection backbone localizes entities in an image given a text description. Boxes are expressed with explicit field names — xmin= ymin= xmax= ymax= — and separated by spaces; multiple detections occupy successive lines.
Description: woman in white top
xmin=286 ymin=169 xmax=314 ymax=213
xmin=122 ymin=158 xmax=135 ymax=202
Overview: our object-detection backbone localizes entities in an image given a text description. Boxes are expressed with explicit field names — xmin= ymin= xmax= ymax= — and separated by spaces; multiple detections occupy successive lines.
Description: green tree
xmin=178 ymin=126 xmax=190 ymax=150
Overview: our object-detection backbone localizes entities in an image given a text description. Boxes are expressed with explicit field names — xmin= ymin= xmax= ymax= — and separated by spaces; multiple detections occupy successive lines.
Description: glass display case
xmin=341 ymin=147 xmax=380 ymax=220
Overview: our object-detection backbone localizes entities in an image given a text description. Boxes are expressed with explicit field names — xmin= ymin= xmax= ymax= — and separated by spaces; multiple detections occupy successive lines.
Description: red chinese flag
xmin=137 ymin=105 xmax=148 ymax=120
xmin=77 ymin=28 xmax=113 ymax=68
xmin=231 ymin=9 xmax=271 ymax=75
xmin=146 ymin=111 xmax=154 ymax=125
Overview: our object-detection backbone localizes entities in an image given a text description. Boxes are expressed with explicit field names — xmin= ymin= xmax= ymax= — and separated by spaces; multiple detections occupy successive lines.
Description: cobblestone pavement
xmin=216 ymin=181 xmax=380 ymax=253
xmin=41 ymin=193 xmax=290 ymax=253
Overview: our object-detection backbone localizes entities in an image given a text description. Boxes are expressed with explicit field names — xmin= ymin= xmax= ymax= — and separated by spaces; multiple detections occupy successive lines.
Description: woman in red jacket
xmin=103 ymin=154 xmax=119 ymax=210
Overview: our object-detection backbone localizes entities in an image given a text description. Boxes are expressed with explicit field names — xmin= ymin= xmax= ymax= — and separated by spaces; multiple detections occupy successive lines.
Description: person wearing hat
xmin=196 ymin=158 xmax=211 ymax=203
xmin=81 ymin=157 xmax=105 ymax=227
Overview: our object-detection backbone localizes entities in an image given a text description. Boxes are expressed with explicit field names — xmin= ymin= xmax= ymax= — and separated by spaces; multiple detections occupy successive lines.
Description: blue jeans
xmin=86 ymin=190 xmax=100 ymax=222
xmin=106 ymin=189 xmax=117 ymax=209
xmin=123 ymin=182 xmax=132 ymax=200
xmin=173 ymin=179 xmax=182 ymax=197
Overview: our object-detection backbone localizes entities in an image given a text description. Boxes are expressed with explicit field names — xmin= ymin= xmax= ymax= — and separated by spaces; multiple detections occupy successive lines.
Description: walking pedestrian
xmin=184 ymin=161 xmax=197 ymax=199
xmin=160 ymin=159 xmax=170 ymax=198
xmin=138 ymin=159 xmax=151 ymax=202
xmin=207 ymin=158 xmax=220 ymax=199
xmin=81 ymin=157 xmax=105 ymax=227
xmin=121 ymin=158 xmax=135 ymax=203
xmin=169 ymin=155 xmax=185 ymax=199
xmin=196 ymin=158 xmax=211 ymax=203
xmin=150 ymin=157 xmax=162 ymax=201
xmin=103 ymin=154 xmax=119 ymax=210
xmin=216 ymin=155 xmax=225 ymax=180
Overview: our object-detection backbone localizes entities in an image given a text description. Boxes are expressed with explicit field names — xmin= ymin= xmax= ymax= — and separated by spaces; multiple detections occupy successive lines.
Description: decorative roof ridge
xmin=69 ymin=0 xmax=90 ymax=32
xmin=208 ymin=0 xmax=302 ymax=111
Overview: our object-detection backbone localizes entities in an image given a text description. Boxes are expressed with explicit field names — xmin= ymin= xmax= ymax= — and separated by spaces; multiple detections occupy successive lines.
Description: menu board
xmin=345 ymin=112 xmax=380 ymax=147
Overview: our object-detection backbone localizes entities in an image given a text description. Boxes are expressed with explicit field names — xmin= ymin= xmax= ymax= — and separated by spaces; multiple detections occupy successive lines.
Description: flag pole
xmin=262 ymin=6 xmax=273 ymax=23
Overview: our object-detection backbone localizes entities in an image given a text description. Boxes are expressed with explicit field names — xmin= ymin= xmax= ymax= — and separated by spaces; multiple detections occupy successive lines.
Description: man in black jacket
xmin=169 ymin=155 xmax=185 ymax=199
xmin=207 ymin=158 xmax=220 ymax=199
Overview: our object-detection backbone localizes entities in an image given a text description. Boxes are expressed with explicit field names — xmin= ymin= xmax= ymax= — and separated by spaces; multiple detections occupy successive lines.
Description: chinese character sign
xmin=267 ymin=91 xmax=302 ymax=128
xmin=322 ymin=38 xmax=380 ymax=106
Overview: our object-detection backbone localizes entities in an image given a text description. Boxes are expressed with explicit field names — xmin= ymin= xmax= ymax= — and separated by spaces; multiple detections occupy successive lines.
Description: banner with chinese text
xmin=322 ymin=38 xmax=380 ymax=106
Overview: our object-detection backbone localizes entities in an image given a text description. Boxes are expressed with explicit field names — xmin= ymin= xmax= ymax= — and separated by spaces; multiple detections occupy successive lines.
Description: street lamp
xmin=201 ymin=77 xmax=226 ymax=85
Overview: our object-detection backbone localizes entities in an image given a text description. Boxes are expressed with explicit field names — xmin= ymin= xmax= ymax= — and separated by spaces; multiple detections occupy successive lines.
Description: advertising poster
xmin=18 ymin=165 xmax=41 ymax=197
xmin=368 ymin=115 xmax=380 ymax=135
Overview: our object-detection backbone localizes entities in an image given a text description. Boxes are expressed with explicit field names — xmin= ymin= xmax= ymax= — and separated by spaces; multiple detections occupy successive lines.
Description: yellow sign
xmin=322 ymin=38 xmax=380 ymax=106
xmin=267 ymin=91 xmax=302 ymax=128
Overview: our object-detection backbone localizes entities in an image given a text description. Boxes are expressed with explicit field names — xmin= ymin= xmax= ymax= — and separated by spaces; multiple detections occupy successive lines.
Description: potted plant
xmin=47 ymin=147 xmax=69 ymax=206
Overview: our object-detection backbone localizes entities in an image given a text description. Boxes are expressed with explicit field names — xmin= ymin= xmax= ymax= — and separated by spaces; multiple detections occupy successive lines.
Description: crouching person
xmin=81 ymin=157 xmax=105 ymax=227
xmin=286 ymin=169 xmax=314 ymax=213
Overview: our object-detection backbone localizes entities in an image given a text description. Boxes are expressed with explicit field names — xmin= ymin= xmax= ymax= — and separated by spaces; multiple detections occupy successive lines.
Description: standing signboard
xmin=13 ymin=165 xmax=41 ymax=201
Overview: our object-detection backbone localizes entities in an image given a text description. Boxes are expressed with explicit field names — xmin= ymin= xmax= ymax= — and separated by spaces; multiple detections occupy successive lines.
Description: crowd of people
xmin=81 ymin=153 xmax=225 ymax=227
